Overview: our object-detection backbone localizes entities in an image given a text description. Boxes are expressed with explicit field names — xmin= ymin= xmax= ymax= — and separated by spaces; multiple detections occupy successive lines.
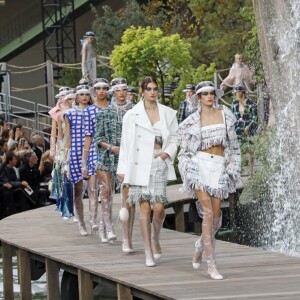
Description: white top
xmin=200 ymin=111 xmax=226 ymax=150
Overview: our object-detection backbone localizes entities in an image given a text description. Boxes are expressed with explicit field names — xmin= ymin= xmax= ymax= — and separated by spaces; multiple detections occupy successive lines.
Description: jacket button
xmin=136 ymin=148 xmax=140 ymax=151
xmin=135 ymin=162 xmax=138 ymax=165
xmin=211 ymin=155 xmax=213 ymax=158
xmin=138 ymin=135 xmax=141 ymax=138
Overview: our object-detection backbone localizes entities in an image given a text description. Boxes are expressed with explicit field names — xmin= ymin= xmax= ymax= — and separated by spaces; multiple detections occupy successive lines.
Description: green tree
xmin=110 ymin=26 xmax=192 ymax=105
xmin=173 ymin=63 xmax=217 ymax=109
xmin=188 ymin=0 xmax=254 ymax=69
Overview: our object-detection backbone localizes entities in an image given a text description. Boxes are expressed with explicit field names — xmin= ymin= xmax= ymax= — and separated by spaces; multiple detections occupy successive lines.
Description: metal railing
xmin=0 ymin=92 xmax=52 ymax=137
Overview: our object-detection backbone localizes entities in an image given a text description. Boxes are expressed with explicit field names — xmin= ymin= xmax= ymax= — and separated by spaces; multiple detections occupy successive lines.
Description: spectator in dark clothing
xmin=0 ymin=152 xmax=31 ymax=218
xmin=19 ymin=150 xmax=53 ymax=206
xmin=31 ymin=135 xmax=44 ymax=165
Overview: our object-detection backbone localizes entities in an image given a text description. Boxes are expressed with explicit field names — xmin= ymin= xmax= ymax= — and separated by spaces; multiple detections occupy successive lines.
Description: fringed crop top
xmin=200 ymin=111 xmax=226 ymax=150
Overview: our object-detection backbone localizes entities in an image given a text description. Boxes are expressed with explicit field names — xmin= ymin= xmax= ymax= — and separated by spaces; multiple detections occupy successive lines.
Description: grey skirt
xmin=127 ymin=150 xmax=168 ymax=204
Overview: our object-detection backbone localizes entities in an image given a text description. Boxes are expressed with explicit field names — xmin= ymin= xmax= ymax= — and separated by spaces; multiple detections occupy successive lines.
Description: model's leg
xmin=97 ymin=170 xmax=116 ymax=242
xmin=151 ymin=203 xmax=165 ymax=260
xmin=121 ymin=186 xmax=136 ymax=253
xmin=74 ymin=180 xmax=87 ymax=236
xmin=88 ymin=175 xmax=99 ymax=234
xmin=139 ymin=200 xmax=155 ymax=267
xmin=196 ymin=190 xmax=223 ymax=280
xmin=211 ymin=197 xmax=222 ymax=255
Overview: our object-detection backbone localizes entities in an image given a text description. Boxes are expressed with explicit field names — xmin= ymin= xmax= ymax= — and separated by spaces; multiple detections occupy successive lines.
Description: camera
xmin=20 ymin=138 xmax=25 ymax=147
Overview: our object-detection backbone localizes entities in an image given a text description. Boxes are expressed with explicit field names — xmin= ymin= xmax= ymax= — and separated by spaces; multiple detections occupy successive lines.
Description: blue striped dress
xmin=65 ymin=106 xmax=85 ymax=184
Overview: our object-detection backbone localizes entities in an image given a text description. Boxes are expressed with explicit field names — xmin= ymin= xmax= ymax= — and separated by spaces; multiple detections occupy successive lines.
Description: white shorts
xmin=191 ymin=151 xmax=225 ymax=189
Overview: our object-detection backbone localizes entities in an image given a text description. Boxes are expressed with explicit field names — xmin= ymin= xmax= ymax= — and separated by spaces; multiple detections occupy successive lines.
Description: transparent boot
xmin=140 ymin=218 xmax=155 ymax=267
xmin=88 ymin=175 xmax=99 ymax=234
xmin=151 ymin=212 xmax=165 ymax=260
xmin=122 ymin=206 xmax=135 ymax=253
xmin=192 ymin=236 xmax=203 ymax=269
xmin=74 ymin=180 xmax=87 ymax=236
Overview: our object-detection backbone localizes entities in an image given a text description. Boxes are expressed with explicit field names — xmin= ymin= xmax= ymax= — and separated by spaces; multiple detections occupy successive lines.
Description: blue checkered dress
xmin=65 ymin=106 xmax=85 ymax=184
xmin=83 ymin=104 xmax=103 ymax=175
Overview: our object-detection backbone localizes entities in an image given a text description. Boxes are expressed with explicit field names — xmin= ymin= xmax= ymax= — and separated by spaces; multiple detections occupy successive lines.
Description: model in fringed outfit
xmin=63 ymin=85 xmax=94 ymax=236
xmin=117 ymin=77 xmax=179 ymax=266
xmin=81 ymin=78 xmax=110 ymax=238
xmin=178 ymin=81 xmax=241 ymax=280
xmin=94 ymin=78 xmax=133 ymax=243
xmin=48 ymin=87 xmax=71 ymax=203
xmin=54 ymin=90 xmax=76 ymax=218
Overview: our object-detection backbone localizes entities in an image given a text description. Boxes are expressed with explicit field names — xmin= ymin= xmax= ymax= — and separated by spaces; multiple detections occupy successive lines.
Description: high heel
xmin=107 ymin=226 xmax=117 ymax=242
xmin=192 ymin=237 xmax=203 ymax=269
xmin=79 ymin=224 xmax=88 ymax=236
xmin=90 ymin=220 xmax=99 ymax=234
xmin=145 ymin=250 xmax=156 ymax=267
xmin=207 ymin=260 xmax=223 ymax=280
xmin=99 ymin=220 xmax=108 ymax=243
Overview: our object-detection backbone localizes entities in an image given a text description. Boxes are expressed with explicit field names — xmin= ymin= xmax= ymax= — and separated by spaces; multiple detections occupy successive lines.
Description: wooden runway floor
xmin=0 ymin=189 xmax=300 ymax=299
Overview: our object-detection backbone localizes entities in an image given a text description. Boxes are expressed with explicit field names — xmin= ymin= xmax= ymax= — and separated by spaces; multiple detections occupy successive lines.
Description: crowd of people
xmin=0 ymin=40 xmax=259 ymax=280
xmin=0 ymin=120 xmax=55 ymax=220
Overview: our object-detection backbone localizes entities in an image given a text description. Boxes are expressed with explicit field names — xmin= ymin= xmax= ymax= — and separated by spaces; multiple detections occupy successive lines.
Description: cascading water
xmin=252 ymin=1 xmax=300 ymax=256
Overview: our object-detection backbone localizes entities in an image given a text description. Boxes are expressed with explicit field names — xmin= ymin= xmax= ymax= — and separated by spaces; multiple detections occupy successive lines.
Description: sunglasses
xmin=79 ymin=93 xmax=90 ymax=96
xmin=145 ymin=87 xmax=158 ymax=92
xmin=201 ymin=91 xmax=215 ymax=96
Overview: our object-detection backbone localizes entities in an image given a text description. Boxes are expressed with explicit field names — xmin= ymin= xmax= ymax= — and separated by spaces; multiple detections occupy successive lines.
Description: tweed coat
xmin=177 ymin=104 xmax=241 ymax=199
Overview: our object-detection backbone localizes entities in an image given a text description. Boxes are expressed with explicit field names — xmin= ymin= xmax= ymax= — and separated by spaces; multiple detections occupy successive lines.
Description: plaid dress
xmin=231 ymin=98 xmax=258 ymax=143
xmin=94 ymin=102 xmax=132 ymax=176
xmin=83 ymin=104 xmax=103 ymax=175
xmin=65 ymin=106 xmax=85 ymax=184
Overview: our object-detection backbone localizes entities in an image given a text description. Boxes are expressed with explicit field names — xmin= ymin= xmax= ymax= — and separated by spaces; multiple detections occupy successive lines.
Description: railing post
xmin=46 ymin=258 xmax=60 ymax=300
xmin=78 ymin=269 xmax=93 ymax=300
xmin=2 ymin=242 xmax=14 ymax=300
xmin=18 ymin=248 xmax=32 ymax=300
xmin=46 ymin=60 xmax=54 ymax=108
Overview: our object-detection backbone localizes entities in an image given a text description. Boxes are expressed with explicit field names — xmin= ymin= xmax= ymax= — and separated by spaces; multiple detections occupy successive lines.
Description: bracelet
xmin=82 ymin=161 xmax=87 ymax=167
xmin=107 ymin=144 xmax=112 ymax=151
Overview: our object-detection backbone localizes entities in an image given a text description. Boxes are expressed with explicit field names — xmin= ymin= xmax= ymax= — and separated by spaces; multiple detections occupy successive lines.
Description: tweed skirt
xmin=127 ymin=150 xmax=168 ymax=204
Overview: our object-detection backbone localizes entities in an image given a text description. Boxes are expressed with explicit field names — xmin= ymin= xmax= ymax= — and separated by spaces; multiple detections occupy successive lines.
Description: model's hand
xmin=244 ymin=126 xmax=250 ymax=135
xmin=112 ymin=146 xmax=120 ymax=156
xmin=82 ymin=166 xmax=88 ymax=179
xmin=118 ymin=174 xmax=124 ymax=183
xmin=155 ymin=152 xmax=169 ymax=161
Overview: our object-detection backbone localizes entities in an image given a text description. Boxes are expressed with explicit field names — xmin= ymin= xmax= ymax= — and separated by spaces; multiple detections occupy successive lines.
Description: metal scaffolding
xmin=41 ymin=0 xmax=77 ymax=80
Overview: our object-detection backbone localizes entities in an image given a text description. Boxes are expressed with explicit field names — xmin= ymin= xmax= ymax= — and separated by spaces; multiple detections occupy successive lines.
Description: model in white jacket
xmin=117 ymin=77 xmax=179 ymax=267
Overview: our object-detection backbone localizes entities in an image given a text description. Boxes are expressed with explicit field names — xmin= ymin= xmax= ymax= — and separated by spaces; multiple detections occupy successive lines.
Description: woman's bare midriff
xmin=200 ymin=144 xmax=224 ymax=156
xmin=154 ymin=144 xmax=162 ymax=150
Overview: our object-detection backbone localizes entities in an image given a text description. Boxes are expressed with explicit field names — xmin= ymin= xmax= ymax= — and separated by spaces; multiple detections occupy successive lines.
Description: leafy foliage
xmin=110 ymin=26 xmax=192 ymax=104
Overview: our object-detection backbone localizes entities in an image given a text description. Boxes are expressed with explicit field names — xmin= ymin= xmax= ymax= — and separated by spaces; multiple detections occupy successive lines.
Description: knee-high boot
xmin=74 ymin=180 xmax=87 ymax=236
xmin=122 ymin=206 xmax=135 ymax=253
xmin=193 ymin=211 xmax=222 ymax=269
xmin=88 ymin=175 xmax=99 ymax=234
xmin=151 ymin=212 xmax=165 ymax=260
xmin=203 ymin=211 xmax=223 ymax=280
xmin=140 ymin=218 xmax=155 ymax=267
xmin=99 ymin=173 xmax=116 ymax=241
